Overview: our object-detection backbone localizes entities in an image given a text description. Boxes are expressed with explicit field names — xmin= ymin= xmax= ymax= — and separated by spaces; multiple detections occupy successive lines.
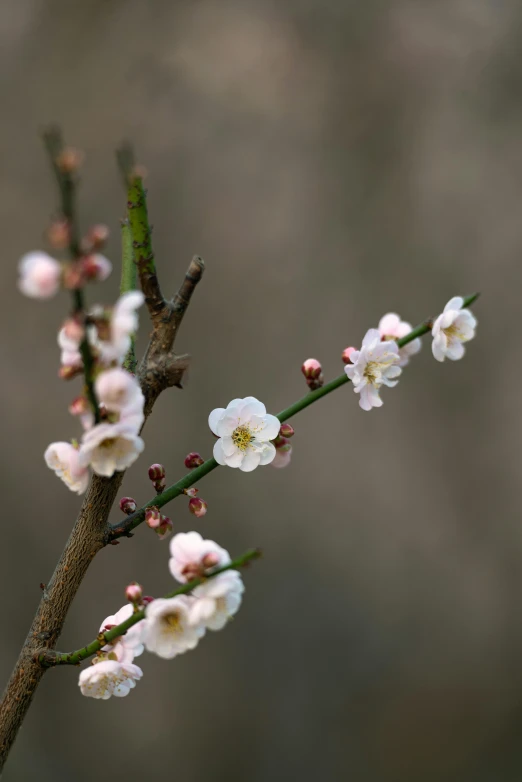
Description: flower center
xmin=364 ymin=362 xmax=379 ymax=385
xmin=163 ymin=612 xmax=182 ymax=632
xmin=100 ymin=437 xmax=117 ymax=449
xmin=232 ymin=425 xmax=253 ymax=452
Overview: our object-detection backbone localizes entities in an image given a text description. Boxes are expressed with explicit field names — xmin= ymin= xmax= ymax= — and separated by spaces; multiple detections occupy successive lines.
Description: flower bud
xmin=279 ymin=423 xmax=294 ymax=439
xmin=184 ymin=452 xmax=204 ymax=469
xmin=272 ymin=443 xmax=293 ymax=469
xmin=81 ymin=254 xmax=112 ymax=282
xmin=148 ymin=463 xmax=166 ymax=493
xmin=47 ymin=218 xmax=71 ymax=249
xmin=188 ymin=497 xmax=208 ymax=518
xmin=301 ymin=359 xmax=324 ymax=390
xmin=69 ymin=395 xmax=89 ymax=417
xmin=120 ymin=497 xmax=137 ymax=515
xmin=202 ymin=552 xmax=220 ymax=570
xmin=342 ymin=347 xmax=356 ymax=364
xmin=156 ymin=515 xmax=173 ymax=540
xmin=125 ymin=582 xmax=143 ymax=603
xmin=145 ymin=506 xmax=161 ymax=529
xmin=142 ymin=595 xmax=155 ymax=605
xmin=59 ymin=364 xmax=83 ymax=380
xmin=56 ymin=147 xmax=84 ymax=174
xmin=86 ymin=224 xmax=110 ymax=249
xmin=184 ymin=487 xmax=198 ymax=497
xmin=273 ymin=435 xmax=289 ymax=449
xmin=62 ymin=261 xmax=86 ymax=290
xmin=62 ymin=317 xmax=85 ymax=343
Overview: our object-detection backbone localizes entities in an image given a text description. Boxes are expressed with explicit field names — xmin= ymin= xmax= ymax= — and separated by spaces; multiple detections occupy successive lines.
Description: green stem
xmin=40 ymin=549 xmax=261 ymax=666
xmin=120 ymin=220 xmax=137 ymax=372
xmin=127 ymin=177 xmax=155 ymax=276
xmin=110 ymin=293 xmax=479 ymax=540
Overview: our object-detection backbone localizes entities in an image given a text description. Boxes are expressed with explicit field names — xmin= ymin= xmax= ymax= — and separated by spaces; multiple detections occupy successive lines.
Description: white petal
xmin=213 ymin=439 xmax=227 ymax=465
xmin=446 ymin=340 xmax=465 ymax=361
xmin=378 ymin=313 xmax=400 ymax=335
xmin=224 ymin=449 xmax=244 ymax=468
xmin=258 ymin=414 xmax=280 ymax=442
xmin=444 ymin=296 xmax=464 ymax=313
xmin=238 ymin=397 xmax=266 ymax=416
xmin=221 ymin=436 xmax=237 ymax=457
xmin=216 ymin=414 xmax=239 ymax=437
xmin=259 ymin=442 xmax=276 ymax=465
xmin=362 ymin=328 xmax=381 ymax=348
xmin=208 ymin=408 xmax=225 ymax=435
xmin=226 ymin=398 xmax=244 ymax=410
xmin=432 ymin=336 xmax=446 ymax=362
xmin=239 ymin=450 xmax=261 ymax=472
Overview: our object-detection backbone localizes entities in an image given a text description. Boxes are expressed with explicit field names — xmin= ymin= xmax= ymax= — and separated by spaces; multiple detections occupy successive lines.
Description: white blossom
xmin=344 ymin=329 xmax=402 ymax=411
xmin=58 ymin=327 xmax=82 ymax=368
xmin=190 ymin=570 xmax=244 ymax=631
xmin=169 ymin=532 xmax=230 ymax=583
xmin=95 ymin=368 xmax=144 ymax=431
xmin=209 ymin=396 xmax=280 ymax=471
xmin=143 ymin=596 xmax=205 ymax=659
xmin=378 ymin=312 xmax=421 ymax=367
xmin=431 ymin=296 xmax=477 ymax=362
xmin=18 ymin=251 xmax=61 ymax=299
xmin=98 ymin=291 xmax=144 ymax=365
xmin=79 ymin=422 xmax=144 ymax=477
xmin=79 ymin=658 xmax=143 ymax=699
xmin=44 ymin=441 xmax=89 ymax=494
xmin=100 ymin=604 xmax=145 ymax=663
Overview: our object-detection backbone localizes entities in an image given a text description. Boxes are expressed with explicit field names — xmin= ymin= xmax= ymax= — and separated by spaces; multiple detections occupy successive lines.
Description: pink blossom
xmin=18 ymin=252 xmax=61 ymax=299
xmin=44 ymin=442 xmax=89 ymax=494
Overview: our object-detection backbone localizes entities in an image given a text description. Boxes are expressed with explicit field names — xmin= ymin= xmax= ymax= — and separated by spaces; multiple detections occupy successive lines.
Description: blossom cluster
xmin=344 ymin=296 xmax=477 ymax=411
xmin=79 ymin=532 xmax=244 ymax=699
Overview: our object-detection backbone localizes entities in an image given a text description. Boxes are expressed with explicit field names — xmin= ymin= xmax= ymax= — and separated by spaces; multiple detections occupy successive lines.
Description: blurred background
xmin=0 ymin=0 xmax=520 ymax=779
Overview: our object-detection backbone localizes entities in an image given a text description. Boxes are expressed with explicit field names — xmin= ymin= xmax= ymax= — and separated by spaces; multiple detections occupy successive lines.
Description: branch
xmin=109 ymin=293 xmax=480 ymax=540
xmin=38 ymin=549 xmax=261 ymax=667
xmin=120 ymin=219 xmax=137 ymax=372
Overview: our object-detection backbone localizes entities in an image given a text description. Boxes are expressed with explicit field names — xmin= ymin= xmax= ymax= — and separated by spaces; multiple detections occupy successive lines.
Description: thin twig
xmin=38 ymin=549 xmax=261 ymax=667
xmin=109 ymin=293 xmax=480 ymax=541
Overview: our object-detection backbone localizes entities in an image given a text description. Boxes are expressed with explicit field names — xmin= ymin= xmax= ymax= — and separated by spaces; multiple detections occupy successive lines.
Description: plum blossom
xmin=79 ymin=421 xmax=144 ymax=477
xmin=378 ymin=313 xmax=421 ymax=367
xmin=79 ymin=658 xmax=143 ymax=699
xmin=98 ymin=291 xmax=144 ymax=364
xmin=95 ymin=368 xmax=144 ymax=431
xmin=100 ymin=603 xmax=145 ymax=663
xmin=18 ymin=251 xmax=61 ymax=299
xmin=169 ymin=532 xmax=230 ymax=583
xmin=344 ymin=329 xmax=402 ymax=411
xmin=189 ymin=570 xmax=244 ymax=631
xmin=143 ymin=596 xmax=205 ymax=659
xmin=209 ymin=396 xmax=280 ymax=471
xmin=58 ymin=327 xmax=82 ymax=368
xmin=44 ymin=441 xmax=89 ymax=494
xmin=431 ymin=297 xmax=477 ymax=362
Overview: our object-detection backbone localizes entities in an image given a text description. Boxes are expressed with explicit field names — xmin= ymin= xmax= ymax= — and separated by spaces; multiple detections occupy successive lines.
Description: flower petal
xmin=213 ymin=439 xmax=227 ymax=465
xmin=259 ymin=442 xmax=276 ymax=465
xmin=258 ymin=414 xmax=280 ymax=442
xmin=239 ymin=450 xmax=261 ymax=472
xmin=208 ymin=408 xmax=225 ymax=435
xmin=444 ymin=296 xmax=464 ymax=313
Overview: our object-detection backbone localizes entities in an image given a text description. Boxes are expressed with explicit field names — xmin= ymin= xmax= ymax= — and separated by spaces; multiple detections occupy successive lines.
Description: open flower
xmin=189 ymin=570 xmax=244 ymax=631
xmin=209 ymin=397 xmax=280 ymax=471
xmin=95 ymin=368 xmax=144 ymax=431
xmin=44 ymin=441 xmax=89 ymax=494
xmin=18 ymin=251 xmax=61 ymax=299
xmin=98 ymin=291 xmax=144 ymax=365
xmin=143 ymin=596 xmax=205 ymax=659
xmin=79 ymin=658 xmax=143 ymax=699
xmin=100 ymin=604 xmax=145 ymax=663
xmin=344 ymin=329 xmax=402 ymax=411
xmin=378 ymin=313 xmax=421 ymax=367
xmin=431 ymin=297 xmax=477 ymax=362
xmin=169 ymin=532 xmax=230 ymax=583
xmin=79 ymin=422 xmax=144 ymax=477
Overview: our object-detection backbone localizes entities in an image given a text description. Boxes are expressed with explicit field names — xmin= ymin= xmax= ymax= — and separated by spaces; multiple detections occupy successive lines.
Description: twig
xmin=109 ymin=293 xmax=480 ymax=540
xmin=38 ymin=549 xmax=261 ymax=667
xmin=120 ymin=220 xmax=137 ymax=372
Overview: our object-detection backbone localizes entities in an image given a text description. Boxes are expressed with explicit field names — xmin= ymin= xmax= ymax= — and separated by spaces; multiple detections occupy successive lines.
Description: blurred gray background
xmin=0 ymin=0 xmax=520 ymax=780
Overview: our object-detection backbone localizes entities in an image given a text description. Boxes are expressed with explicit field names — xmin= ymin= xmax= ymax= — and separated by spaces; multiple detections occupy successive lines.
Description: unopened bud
xmin=301 ymin=358 xmax=324 ymax=390
xmin=156 ymin=515 xmax=173 ymax=541
xmin=47 ymin=218 xmax=71 ymax=249
xmin=188 ymin=497 xmax=208 ymax=518
xmin=184 ymin=487 xmax=198 ymax=498
xmin=62 ymin=261 xmax=86 ymax=290
xmin=62 ymin=317 xmax=85 ymax=343
xmin=142 ymin=595 xmax=155 ymax=605
xmin=185 ymin=452 xmax=204 ymax=469
xmin=59 ymin=364 xmax=83 ymax=380
xmin=202 ymin=552 xmax=220 ymax=569
xmin=342 ymin=347 xmax=356 ymax=364
xmin=81 ymin=254 xmax=112 ymax=283
xmin=125 ymin=582 xmax=143 ymax=603
xmin=87 ymin=224 xmax=110 ymax=249
xmin=56 ymin=147 xmax=84 ymax=174
xmin=148 ymin=463 xmax=166 ymax=493
xmin=273 ymin=435 xmax=289 ymax=449
xmin=120 ymin=497 xmax=137 ymax=515
xmin=69 ymin=396 xmax=89 ymax=417
xmin=279 ymin=423 xmax=294 ymax=438
xmin=145 ymin=506 xmax=161 ymax=529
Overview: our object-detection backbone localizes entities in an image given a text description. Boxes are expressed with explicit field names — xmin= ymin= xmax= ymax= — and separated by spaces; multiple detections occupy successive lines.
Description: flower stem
xmin=120 ymin=219 xmax=137 ymax=372
xmin=109 ymin=294 xmax=479 ymax=540
xmin=38 ymin=548 xmax=261 ymax=667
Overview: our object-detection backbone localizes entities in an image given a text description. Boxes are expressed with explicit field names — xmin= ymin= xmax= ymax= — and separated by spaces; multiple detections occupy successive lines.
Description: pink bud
xmin=156 ymin=515 xmax=173 ymax=540
xmin=59 ymin=364 xmax=83 ymax=380
xmin=47 ymin=218 xmax=71 ymax=249
xmin=342 ymin=347 xmax=356 ymax=364
xmin=81 ymin=254 xmax=112 ymax=283
xmin=87 ymin=224 xmax=110 ymax=249
xmin=279 ymin=423 xmax=294 ymax=438
xmin=148 ymin=463 xmax=166 ymax=493
xmin=62 ymin=261 xmax=86 ymax=290
xmin=272 ymin=443 xmax=293 ymax=469
xmin=202 ymin=552 xmax=220 ymax=569
xmin=188 ymin=497 xmax=208 ymax=518
xmin=62 ymin=317 xmax=85 ymax=343
xmin=56 ymin=147 xmax=84 ymax=174
xmin=273 ymin=435 xmax=289 ymax=449
xmin=145 ymin=506 xmax=161 ymax=529
xmin=125 ymin=582 xmax=143 ymax=603
xmin=301 ymin=358 xmax=324 ymax=390
xmin=120 ymin=497 xmax=137 ymax=515
xmin=69 ymin=396 xmax=89 ymax=417
xmin=185 ymin=452 xmax=204 ymax=469
xmin=185 ymin=487 xmax=198 ymax=498
xmin=142 ymin=595 xmax=155 ymax=605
